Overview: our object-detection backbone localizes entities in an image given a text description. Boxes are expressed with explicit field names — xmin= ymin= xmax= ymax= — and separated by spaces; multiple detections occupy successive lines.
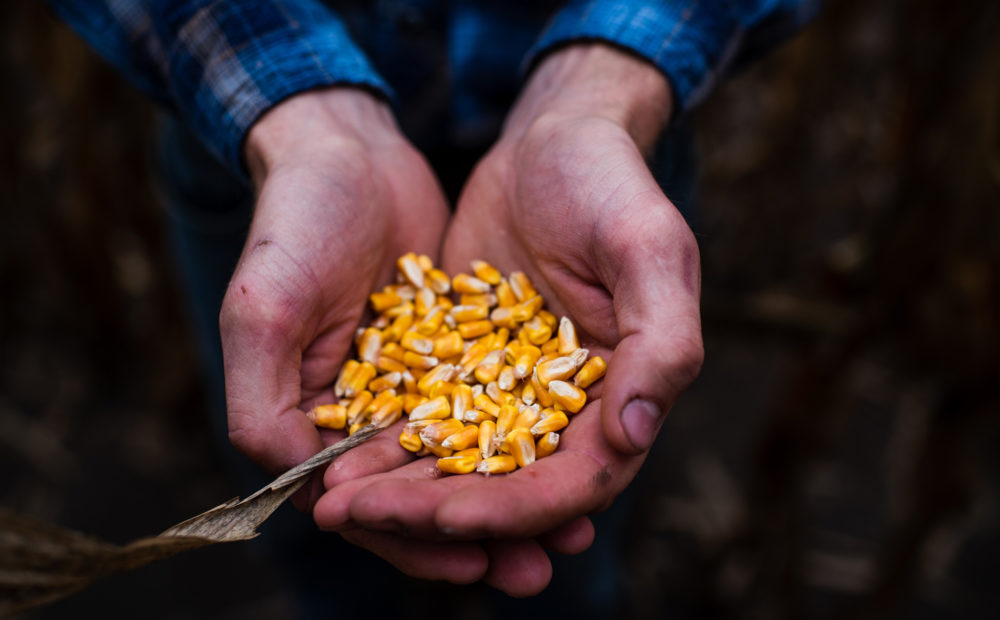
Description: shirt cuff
xmin=159 ymin=1 xmax=393 ymax=180
xmin=527 ymin=1 xmax=736 ymax=115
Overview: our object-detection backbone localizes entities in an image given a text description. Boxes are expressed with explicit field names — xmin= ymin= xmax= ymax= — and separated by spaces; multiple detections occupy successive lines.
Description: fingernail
xmin=622 ymin=399 xmax=663 ymax=451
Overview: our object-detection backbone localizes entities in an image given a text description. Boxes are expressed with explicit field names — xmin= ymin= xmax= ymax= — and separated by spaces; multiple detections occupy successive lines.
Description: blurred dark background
xmin=2 ymin=0 xmax=998 ymax=618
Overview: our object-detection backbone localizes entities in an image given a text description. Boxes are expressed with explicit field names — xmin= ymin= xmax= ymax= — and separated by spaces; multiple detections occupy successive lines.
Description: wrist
xmin=244 ymin=87 xmax=402 ymax=188
xmin=507 ymin=43 xmax=672 ymax=152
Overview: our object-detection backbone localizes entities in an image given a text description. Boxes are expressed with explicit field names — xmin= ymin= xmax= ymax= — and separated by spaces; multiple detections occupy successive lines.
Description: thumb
xmin=220 ymin=273 xmax=325 ymax=482
xmin=598 ymin=210 xmax=704 ymax=454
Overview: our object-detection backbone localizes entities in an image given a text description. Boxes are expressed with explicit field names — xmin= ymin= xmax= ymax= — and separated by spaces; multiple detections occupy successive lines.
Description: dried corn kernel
xmin=574 ymin=356 xmax=607 ymax=388
xmin=409 ymin=395 xmax=451 ymax=421
xmin=442 ymin=424 xmax=479 ymax=450
xmin=477 ymin=454 xmax=517 ymax=474
xmin=471 ymin=260 xmax=502 ymax=285
xmin=531 ymin=410 xmax=569 ymax=435
xmin=535 ymin=431 xmax=560 ymax=458
xmin=307 ymin=404 xmax=347 ymax=430
xmin=453 ymin=273 xmax=491 ymax=294
xmin=437 ymin=453 xmax=478 ymax=475
xmin=548 ymin=380 xmax=587 ymax=413
xmin=397 ymin=253 xmax=425 ymax=288
xmin=506 ymin=428 xmax=536 ymax=468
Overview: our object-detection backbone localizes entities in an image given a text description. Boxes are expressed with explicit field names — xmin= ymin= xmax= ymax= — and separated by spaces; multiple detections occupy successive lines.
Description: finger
xmin=322 ymin=419 xmax=415 ymax=488
xmin=537 ymin=516 xmax=595 ymax=555
xmin=315 ymin=455 xmax=446 ymax=532
xmin=482 ymin=539 xmax=553 ymax=597
xmin=339 ymin=528 xmax=488 ymax=584
xmin=596 ymin=197 xmax=704 ymax=454
xmin=220 ymin=268 xmax=325 ymax=478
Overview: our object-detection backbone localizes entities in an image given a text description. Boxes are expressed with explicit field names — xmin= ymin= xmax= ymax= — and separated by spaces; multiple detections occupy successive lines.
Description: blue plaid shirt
xmin=48 ymin=1 xmax=819 ymax=181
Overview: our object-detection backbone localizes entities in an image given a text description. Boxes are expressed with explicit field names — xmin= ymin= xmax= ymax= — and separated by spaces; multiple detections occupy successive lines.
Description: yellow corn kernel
xmin=450 ymin=304 xmax=489 ymax=323
xmin=511 ymin=295 xmax=544 ymax=322
xmin=442 ymin=424 xmax=479 ymax=450
xmin=531 ymin=373 xmax=554 ymax=407
xmin=402 ymin=351 xmax=438 ymax=370
xmin=401 ymin=370 xmax=419 ymax=393
xmin=531 ymin=410 xmax=569 ymax=435
xmin=425 ymin=444 xmax=453 ymax=458
xmin=399 ymin=425 xmax=423 ymax=452
xmin=400 ymin=331 xmax=435 ymax=355
xmin=489 ymin=306 xmax=518 ymax=329
xmin=334 ymin=359 xmax=360 ymax=398
xmin=495 ymin=279 xmax=517 ymax=307
xmin=307 ymin=403 xmax=347 ymax=430
xmin=541 ymin=337 xmax=560 ymax=355
xmin=432 ymin=331 xmax=464 ymax=359
xmin=504 ymin=342 xmax=521 ymax=366
xmin=426 ymin=268 xmax=451 ymax=294
xmin=348 ymin=421 xmax=364 ymax=436
xmin=408 ymin=395 xmax=451 ymax=421
xmin=506 ymin=428 xmax=536 ymax=468
xmin=458 ymin=342 xmax=488 ymax=378
xmin=574 ymin=356 xmax=607 ymax=388
xmin=464 ymin=407 xmax=495 ymax=424
xmin=367 ymin=371 xmax=401 ymax=393
xmin=514 ymin=345 xmax=542 ymax=379
xmin=457 ymin=319 xmax=493 ymax=340
xmin=486 ymin=381 xmax=515 ymax=407
xmin=479 ymin=419 xmax=497 ymax=458
xmin=474 ymin=349 xmax=504 ymax=384
xmin=508 ymin=271 xmax=537 ymax=302
xmin=380 ymin=342 xmax=407 ymax=362
xmin=416 ymin=305 xmax=446 ymax=335
xmin=371 ymin=315 xmax=390 ymax=329
xmin=452 ymin=273 xmax=491 ymax=294
xmin=557 ymin=316 xmax=579 ymax=354
xmin=386 ymin=283 xmax=416 ymax=300
xmin=370 ymin=395 xmax=403 ymax=427
xmin=547 ymin=380 xmax=587 ymax=413
xmin=459 ymin=292 xmax=497 ymax=307
xmin=514 ymin=406 xmax=542 ymax=432
xmin=344 ymin=362 xmax=377 ymax=398
xmin=402 ymin=393 xmax=427 ymax=414
xmin=538 ymin=310 xmax=557 ymax=330
xmin=487 ymin=327 xmax=510 ymax=351
xmin=470 ymin=259 xmax=502 ymax=285
xmin=535 ymin=348 xmax=588 ymax=387
xmin=383 ymin=299 xmax=414 ymax=319
xmin=535 ymin=432 xmax=560 ymax=458
xmin=416 ymin=253 xmax=434 ymax=273
xmin=521 ymin=380 xmax=536 ymax=406
xmin=346 ymin=390 xmax=374 ymax=424
xmin=416 ymin=363 xmax=457 ymax=395
xmin=365 ymin=388 xmax=397 ymax=415
xmin=497 ymin=365 xmax=517 ymax=391
xmin=495 ymin=404 xmax=518 ymax=438
xmin=473 ymin=393 xmax=501 ymax=418
xmin=476 ymin=454 xmax=517 ymax=475
xmin=414 ymin=286 xmax=436 ymax=317
xmin=428 ymin=381 xmax=456 ymax=398
xmin=397 ymin=252 xmax=425 ymax=288
xmin=437 ymin=453 xmax=478 ymax=475
xmin=369 ymin=291 xmax=402 ymax=313
xmin=522 ymin=315 xmax=552 ymax=346
xmin=376 ymin=355 xmax=408 ymax=375
xmin=420 ymin=418 xmax=465 ymax=447
xmin=451 ymin=384 xmax=473 ymax=421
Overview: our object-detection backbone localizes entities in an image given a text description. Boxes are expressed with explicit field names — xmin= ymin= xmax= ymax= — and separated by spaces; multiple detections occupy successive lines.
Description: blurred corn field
xmin=2 ymin=0 xmax=998 ymax=618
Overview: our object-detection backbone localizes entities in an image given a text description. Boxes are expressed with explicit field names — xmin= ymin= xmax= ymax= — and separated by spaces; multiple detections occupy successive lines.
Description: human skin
xmin=312 ymin=43 xmax=705 ymax=596
xmin=220 ymin=88 xmax=450 ymax=506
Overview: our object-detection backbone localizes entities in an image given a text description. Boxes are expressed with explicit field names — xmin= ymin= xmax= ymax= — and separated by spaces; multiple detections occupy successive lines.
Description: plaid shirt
xmin=48 ymin=0 xmax=819 ymax=181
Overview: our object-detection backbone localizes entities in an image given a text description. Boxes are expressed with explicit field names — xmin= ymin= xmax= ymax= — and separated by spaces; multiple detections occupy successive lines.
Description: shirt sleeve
xmin=527 ymin=0 xmax=821 ymax=114
xmin=47 ymin=0 xmax=393 ymax=180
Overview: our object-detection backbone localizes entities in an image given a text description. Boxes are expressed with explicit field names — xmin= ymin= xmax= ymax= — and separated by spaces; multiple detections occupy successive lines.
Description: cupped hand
xmin=220 ymin=88 xmax=449 ymax=505
xmin=313 ymin=45 xmax=704 ymax=595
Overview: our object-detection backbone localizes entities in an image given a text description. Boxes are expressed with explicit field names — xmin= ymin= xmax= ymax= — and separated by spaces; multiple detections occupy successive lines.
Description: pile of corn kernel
xmin=306 ymin=253 xmax=606 ymax=475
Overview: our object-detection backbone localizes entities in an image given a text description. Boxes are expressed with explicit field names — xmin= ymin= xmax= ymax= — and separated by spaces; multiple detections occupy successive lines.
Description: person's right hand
xmin=220 ymin=88 xmax=449 ymax=506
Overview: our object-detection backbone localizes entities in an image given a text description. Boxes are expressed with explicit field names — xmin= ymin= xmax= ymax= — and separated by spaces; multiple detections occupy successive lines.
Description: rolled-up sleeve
xmin=48 ymin=0 xmax=392 ymax=179
xmin=528 ymin=0 xmax=821 ymax=113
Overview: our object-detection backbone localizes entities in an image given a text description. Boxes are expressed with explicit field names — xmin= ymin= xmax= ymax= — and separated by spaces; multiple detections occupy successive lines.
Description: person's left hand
xmin=313 ymin=44 xmax=704 ymax=596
